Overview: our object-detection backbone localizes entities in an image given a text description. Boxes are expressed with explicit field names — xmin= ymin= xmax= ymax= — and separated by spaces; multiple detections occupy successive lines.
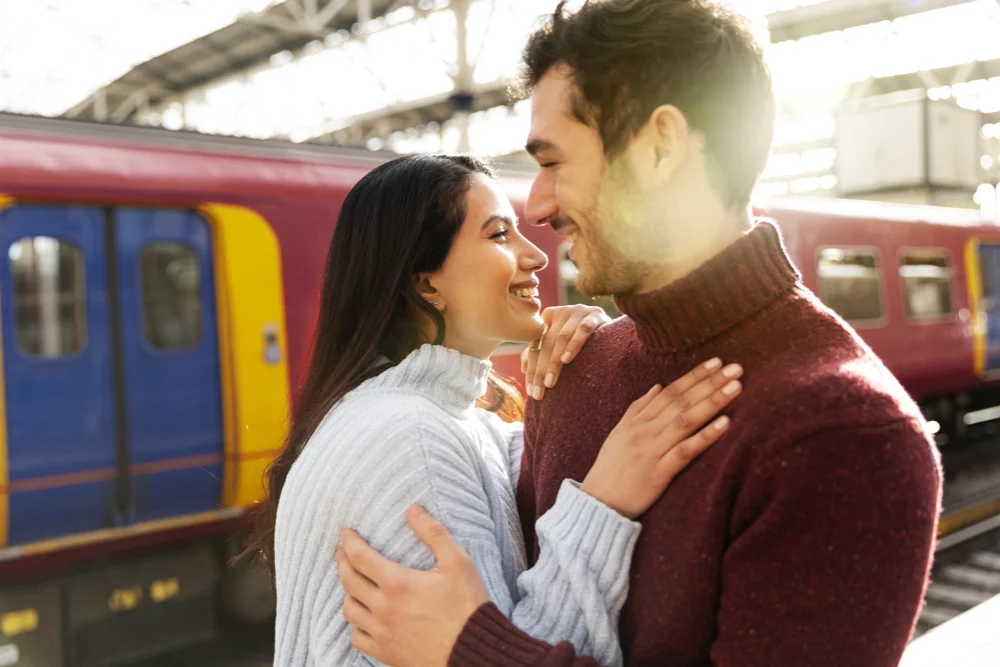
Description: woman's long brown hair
xmin=242 ymin=154 xmax=523 ymax=575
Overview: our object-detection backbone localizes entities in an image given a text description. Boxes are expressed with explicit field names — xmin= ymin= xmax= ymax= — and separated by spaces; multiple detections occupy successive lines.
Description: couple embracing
xmin=257 ymin=2 xmax=942 ymax=666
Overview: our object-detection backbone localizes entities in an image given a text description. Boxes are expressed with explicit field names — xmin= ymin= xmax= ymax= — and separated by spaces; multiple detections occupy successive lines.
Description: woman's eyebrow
xmin=480 ymin=214 xmax=518 ymax=230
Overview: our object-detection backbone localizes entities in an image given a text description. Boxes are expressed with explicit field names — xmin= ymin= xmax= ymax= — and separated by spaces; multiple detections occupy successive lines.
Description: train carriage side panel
xmin=0 ymin=195 xmax=11 ymax=548
xmin=762 ymin=203 xmax=983 ymax=401
xmin=198 ymin=204 xmax=291 ymax=509
xmin=0 ymin=196 xmax=299 ymax=556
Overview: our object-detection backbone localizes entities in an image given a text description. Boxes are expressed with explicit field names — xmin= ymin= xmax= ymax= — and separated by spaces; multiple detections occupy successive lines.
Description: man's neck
xmin=635 ymin=208 xmax=750 ymax=296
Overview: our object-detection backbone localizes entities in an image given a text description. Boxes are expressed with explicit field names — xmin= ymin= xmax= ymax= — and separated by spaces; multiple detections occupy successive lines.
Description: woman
xmin=260 ymin=155 xmax=742 ymax=666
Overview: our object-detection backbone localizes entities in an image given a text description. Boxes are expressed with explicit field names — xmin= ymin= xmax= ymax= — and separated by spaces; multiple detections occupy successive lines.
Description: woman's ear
xmin=416 ymin=274 xmax=446 ymax=312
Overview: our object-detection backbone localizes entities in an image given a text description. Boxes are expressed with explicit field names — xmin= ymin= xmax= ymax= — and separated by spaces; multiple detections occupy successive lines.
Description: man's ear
xmin=647 ymin=104 xmax=690 ymax=180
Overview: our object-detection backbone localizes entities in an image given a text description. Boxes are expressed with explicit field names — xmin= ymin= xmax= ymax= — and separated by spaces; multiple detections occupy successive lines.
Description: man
xmin=335 ymin=1 xmax=942 ymax=665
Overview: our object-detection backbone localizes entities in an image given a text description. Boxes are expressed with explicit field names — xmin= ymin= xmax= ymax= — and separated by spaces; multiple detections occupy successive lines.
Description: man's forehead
xmin=527 ymin=72 xmax=583 ymax=149
xmin=531 ymin=65 xmax=578 ymax=114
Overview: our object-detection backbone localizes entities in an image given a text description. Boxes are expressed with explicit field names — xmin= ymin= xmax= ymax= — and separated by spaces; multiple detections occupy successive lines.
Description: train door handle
xmin=263 ymin=325 xmax=282 ymax=365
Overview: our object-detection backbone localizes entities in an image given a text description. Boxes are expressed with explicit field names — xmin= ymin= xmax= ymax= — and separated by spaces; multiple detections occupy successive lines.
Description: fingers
xmin=532 ymin=315 xmax=581 ymax=398
xmin=342 ymin=593 xmax=375 ymax=632
xmin=544 ymin=313 xmax=603 ymax=389
xmin=527 ymin=323 xmax=559 ymax=401
xmin=655 ymin=415 xmax=730 ymax=482
xmin=336 ymin=548 xmax=381 ymax=607
xmin=625 ymin=384 xmax=663 ymax=418
xmin=523 ymin=332 xmax=548 ymax=399
xmin=405 ymin=505 xmax=465 ymax=569
xmin=341 ymin=528 xmax=405 ymax=586
xmin=650 ymin=369 xmax=742 ymax=438
xmin=350 ymin=626 xmax=383 ymax=662
xmin=635 ymin=358 xmax=728 ymax=421
xmin=528 ymin=306 xmax=609 ymax=400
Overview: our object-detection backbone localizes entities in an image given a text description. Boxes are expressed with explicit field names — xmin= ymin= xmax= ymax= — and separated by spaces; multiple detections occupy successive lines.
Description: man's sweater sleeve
xmin=449 ymin=418 xmax=941 ymax=667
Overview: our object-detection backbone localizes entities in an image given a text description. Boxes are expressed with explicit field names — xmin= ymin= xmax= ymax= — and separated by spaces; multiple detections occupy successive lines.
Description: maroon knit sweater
xmin=450 ymin=221 xmax=942 ymax=667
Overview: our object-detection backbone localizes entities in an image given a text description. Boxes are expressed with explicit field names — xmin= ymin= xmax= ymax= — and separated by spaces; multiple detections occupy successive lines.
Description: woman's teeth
xmin=512 ymin=287 xmax=539 ymax=299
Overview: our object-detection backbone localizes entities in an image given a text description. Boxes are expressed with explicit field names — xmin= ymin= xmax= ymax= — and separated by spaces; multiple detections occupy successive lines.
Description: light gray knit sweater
xmin=274 ymin=344 xmax=641 ymax=667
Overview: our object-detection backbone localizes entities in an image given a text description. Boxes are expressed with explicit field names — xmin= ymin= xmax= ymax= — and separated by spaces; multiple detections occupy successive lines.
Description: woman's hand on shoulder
xmin=581 ymin=358 xmax=743 ymax=519
xmin=522 ymin=304 xmax=611 ymax=401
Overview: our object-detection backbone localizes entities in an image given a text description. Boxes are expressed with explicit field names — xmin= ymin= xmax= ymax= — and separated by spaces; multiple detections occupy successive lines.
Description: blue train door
xmin=0 ymin=204 xmax=223 ymax=545
xmin=977 ymin=243 xmax=1000 ymax=374
xmin=0 ymin=205 xmax=117 ymax=543
xmin=114 ymin=208 xmax=223 ymax=522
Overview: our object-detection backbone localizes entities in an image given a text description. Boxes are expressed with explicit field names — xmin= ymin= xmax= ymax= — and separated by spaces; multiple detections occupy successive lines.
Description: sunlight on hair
xmin=716 ymin=0 xmax=773 ymax=47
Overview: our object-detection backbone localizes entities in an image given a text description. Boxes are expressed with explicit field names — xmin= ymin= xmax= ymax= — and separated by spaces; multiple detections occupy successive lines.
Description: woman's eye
xmin=490 ymin=228 xmax=510 ymax=241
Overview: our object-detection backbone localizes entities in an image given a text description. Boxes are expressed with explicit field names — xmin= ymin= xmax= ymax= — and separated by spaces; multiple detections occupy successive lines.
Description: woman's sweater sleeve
xmin=342 ymin=410 xmax=640 ymax=667
xmin=491 ymin=415 xmax=526 ymax=491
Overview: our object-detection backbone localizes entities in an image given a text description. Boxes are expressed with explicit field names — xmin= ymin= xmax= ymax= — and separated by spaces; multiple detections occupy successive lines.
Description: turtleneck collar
xmin=362 ymin=344 xmax=491 ymax=416
xmin=614 ymin=220 xmax=801 ymax=354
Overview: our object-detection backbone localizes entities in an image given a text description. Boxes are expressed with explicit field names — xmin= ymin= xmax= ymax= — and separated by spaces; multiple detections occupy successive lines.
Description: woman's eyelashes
xmin=489 ymin=224 xmax=511 ymax=242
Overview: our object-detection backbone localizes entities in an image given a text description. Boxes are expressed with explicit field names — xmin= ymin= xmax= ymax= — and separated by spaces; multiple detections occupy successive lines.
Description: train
xmin=0 ymin=112 xmax=998 ymax=666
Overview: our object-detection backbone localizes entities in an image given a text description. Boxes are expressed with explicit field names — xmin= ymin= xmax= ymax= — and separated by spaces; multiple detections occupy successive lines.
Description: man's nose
xmin=526 ymin=173 xmax=558 ymax=227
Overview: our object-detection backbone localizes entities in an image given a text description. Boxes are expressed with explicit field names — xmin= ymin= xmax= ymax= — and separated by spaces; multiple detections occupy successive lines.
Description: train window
xmin=899 ymin=251 xmax=953 ymax=321
xmin=140 ymin=243 xmax=203 ymax=350
xmin=559 ymin=244 xmax=620 ymax=318
xmin=9 ymin=237 xmax=87 ymax=357
xmin=817 ymin=247 xmax=883 ymax=323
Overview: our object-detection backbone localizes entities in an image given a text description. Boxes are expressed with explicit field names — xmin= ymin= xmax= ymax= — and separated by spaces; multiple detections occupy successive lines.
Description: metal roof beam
xmin=313 ymin=0 xmax=353 ymax=28
xmin=769 ymin=0 xmax=976 ymax=43
xmin=238 ymin=11 xmax=327 ymax=38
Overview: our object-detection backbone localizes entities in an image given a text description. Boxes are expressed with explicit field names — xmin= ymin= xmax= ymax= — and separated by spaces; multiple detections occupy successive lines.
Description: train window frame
xmin=815 ymin=245 xmax=888 ymax=328
xmin=138 ymin=241 xmax=204 ymax=352
xmin=897 ymin=247 xmax=955 ymax=325
xmin=8 ymin=235 xmax=88 ymax=359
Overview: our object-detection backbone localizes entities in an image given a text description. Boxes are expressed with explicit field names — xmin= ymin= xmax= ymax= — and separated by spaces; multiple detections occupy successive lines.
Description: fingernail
xmin=722 ymin=380 xmax=741 ymax=396
xmin=544 ymin=373 xmax=555 ymax=388
xmin=410 ymin=505 xmax=427 ymax=518
xmin=714 ymin=416 xmax=730 ymax=431
xmin=561 ymin=351 xmax=572 ymax=363
xmin=532 ymin=386 xmax=542 ymax=400
xmin=704 ymin=358 xmax=722 ymax=370
xmin=722 ymin=363 xmax=742 ymax=379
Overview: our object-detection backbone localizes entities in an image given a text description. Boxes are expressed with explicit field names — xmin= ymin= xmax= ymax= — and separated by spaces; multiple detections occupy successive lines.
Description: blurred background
xmin=2 ymin=1 xmax=1000 ymax=666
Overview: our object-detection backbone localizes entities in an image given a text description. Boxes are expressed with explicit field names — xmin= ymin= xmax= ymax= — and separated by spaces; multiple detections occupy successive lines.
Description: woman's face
xmin=423 ymin=174 xmax=549 ymax=359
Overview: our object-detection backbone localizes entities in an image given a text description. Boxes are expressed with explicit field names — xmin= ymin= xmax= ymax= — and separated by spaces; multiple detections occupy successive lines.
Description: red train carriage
xmin=755 ymin=198 xmax=1000 ymax=444
xmin=0 ymin=113 xmax=995 ymax=665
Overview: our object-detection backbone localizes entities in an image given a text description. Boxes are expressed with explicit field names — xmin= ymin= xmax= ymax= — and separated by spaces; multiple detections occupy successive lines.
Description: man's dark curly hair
xmin=520 ymin=0 xmax=775 ymax=209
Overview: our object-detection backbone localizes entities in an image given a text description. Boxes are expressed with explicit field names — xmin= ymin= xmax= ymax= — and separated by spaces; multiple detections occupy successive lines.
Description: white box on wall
xmin=835 ymin=95 xmax=982 ymax=196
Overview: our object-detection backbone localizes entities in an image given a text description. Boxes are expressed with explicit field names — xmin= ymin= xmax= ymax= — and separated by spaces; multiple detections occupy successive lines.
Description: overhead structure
xmin=64 ymin=0 xmax=418 ymax=125
xmin=2 ymin=0 xmax=998 ymax=206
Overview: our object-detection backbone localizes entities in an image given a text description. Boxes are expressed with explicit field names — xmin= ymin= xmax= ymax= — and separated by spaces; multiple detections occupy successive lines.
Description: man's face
xmin=525 ymin=64 xmax=657 ymax=298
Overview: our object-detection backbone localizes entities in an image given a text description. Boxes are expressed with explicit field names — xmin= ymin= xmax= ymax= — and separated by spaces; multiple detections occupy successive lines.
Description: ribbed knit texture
xmin=274 ymin=344 xmax=641 ymax=667
xmin=451 ymin=221 xmax=943 ymax=667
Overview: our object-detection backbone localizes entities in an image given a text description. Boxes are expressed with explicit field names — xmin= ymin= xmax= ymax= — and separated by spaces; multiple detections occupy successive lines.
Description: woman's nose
xmin=520 ymin=240 xmax=548 ymax=272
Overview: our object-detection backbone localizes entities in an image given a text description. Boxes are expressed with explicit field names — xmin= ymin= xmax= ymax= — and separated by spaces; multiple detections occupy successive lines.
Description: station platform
xmin=901 ymin=593 xmax=1000 ymax=666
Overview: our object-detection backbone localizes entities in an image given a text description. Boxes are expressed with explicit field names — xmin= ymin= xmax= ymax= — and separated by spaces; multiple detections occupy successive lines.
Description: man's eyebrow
xmin=525 ymin=139 xmax=556 ymax=156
